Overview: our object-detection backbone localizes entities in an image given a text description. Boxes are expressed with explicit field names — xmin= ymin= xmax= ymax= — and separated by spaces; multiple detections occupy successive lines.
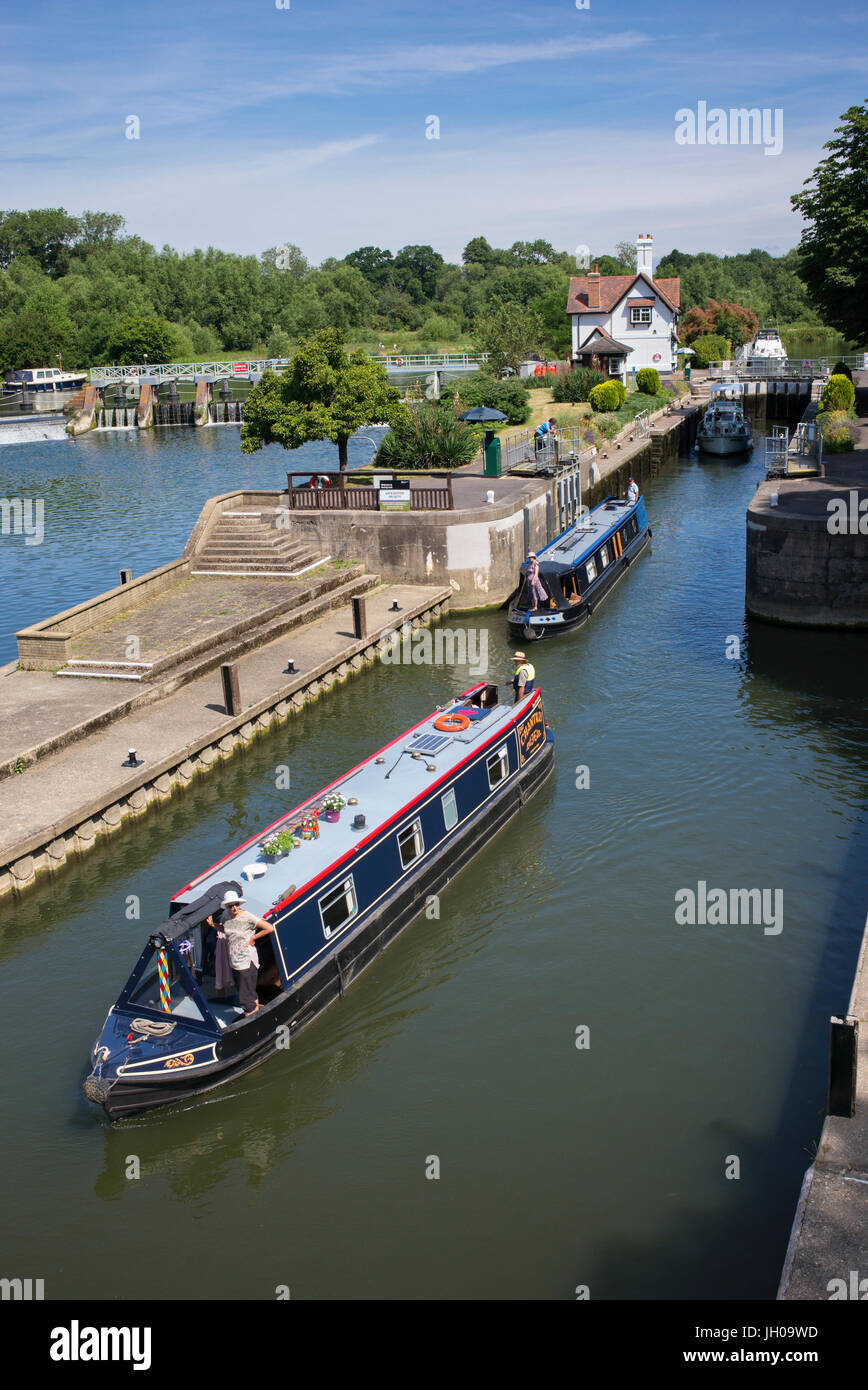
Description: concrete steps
xmin=193 ymin=509 xmax=321 ymax=576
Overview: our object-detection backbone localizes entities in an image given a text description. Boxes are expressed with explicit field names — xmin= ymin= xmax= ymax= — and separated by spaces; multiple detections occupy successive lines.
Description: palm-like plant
xmin=375 ymin=399 xmax=480 ymax=470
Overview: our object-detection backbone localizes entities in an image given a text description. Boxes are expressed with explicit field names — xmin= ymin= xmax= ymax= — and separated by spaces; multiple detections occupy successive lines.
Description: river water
xmin=1 ymin=425 xmax=867 ymax=1300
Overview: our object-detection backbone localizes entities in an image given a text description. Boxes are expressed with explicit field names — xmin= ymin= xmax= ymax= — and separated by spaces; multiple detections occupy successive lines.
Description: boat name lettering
xmin=518 ymin=704 xmax=546 ymax=764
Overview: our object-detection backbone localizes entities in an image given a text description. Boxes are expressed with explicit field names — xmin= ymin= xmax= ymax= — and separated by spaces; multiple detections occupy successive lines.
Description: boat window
xmin=585 ymin=557 xmax=597 ymax=584
xmin=319 ymin=876 xmax=358 ymax=939
xmin=35 ymin=371 xmax=45 ymax=380
xmin=441 ymin=787 xmax=458 ymax=830
xmin=127 ymin=943 xmax=206 ymax=1022
xmin=487 ymin=745 xmax=509 ymax=789
xmin=599 ymin=545 xmax=609 ymax=568
xmin=398 ymin=818 xmax=424 ymax=869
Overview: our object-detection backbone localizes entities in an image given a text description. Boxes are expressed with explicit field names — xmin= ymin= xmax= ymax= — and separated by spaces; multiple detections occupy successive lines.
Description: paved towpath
xmin=0 ymin=582 xmax=447 ymax=867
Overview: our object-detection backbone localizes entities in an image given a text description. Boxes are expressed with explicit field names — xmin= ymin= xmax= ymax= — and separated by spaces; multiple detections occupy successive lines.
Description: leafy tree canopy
xmin=241 ymin=327 xmax=402 ymax=469
xmin=791 ymin=100 xmax=868 ymax=343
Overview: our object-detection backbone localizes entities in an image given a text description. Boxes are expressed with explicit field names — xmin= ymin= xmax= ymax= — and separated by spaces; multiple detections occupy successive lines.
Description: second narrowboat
xmin=507 ymin=494 xmax=651 ymax=640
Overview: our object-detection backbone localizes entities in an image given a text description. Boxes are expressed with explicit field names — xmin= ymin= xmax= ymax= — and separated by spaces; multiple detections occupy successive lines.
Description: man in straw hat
xmin=512 ymin=651 xmax=536 ymax=703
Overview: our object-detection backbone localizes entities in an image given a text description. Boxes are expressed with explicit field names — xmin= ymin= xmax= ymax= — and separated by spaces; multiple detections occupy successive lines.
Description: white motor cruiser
xmin=696 ymin=382 xmax=753 ymax=456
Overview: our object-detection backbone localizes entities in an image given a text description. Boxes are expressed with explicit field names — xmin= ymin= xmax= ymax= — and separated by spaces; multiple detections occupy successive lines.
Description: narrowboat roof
xmin=171 ymin=686 xmax=539 ymax=921
xmin=532 ymin=497 xmax=640 ymax=574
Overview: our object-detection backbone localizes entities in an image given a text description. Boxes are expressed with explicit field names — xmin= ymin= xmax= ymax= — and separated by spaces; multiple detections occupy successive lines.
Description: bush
xmin=689 ymin=334 xmax=729 ymax=368
xmin=375 ymin=400 xmax=480 ymax=470
xmin=831 ymin=360 xmax=853 ymax=381
xmin=635 ymin=367 xmax=660 ymax=394
xmin=454 ymin=371 xmax=530 ymax=425
xmin=420 ymin=314 xmax=461 ymax=342
xmin=820 ymin=374 xmax=856 ymax=413
xmin=595 ymin=416 xmax=621 ymax=439
xmin=589 ymin=380 xmax=627 ymax=412
xmin=551 ymin=367 xmax=605 ymax=403
xmin=266 ymin=327 xmax=293 ymax=358
xmin=819 ymin=408 xmax=857 ymax=452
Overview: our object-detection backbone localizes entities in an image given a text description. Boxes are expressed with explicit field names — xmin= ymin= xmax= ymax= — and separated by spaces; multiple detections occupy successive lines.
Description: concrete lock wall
xmin=285 ymin=491 xmax=550 ymax=608
xmin=746 ymin=506 xmax=868 ymax=628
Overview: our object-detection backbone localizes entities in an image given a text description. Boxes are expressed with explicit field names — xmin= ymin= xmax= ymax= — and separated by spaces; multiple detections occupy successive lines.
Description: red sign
xmin=233 ymin=362 xmax=248 ymax=375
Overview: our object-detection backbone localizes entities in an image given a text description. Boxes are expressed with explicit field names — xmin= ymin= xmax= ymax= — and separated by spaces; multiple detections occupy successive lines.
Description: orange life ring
xmin=433 ymin=712 xmax=470 ymax=733
xmin=395 ymin=356 xmax=404 ymax=366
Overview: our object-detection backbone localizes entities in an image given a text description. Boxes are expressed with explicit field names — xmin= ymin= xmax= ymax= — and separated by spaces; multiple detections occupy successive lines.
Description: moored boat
xmin=3 ymin=367 xmax=88 ymax=394
xmin=83 ymin=682 xmax=554 ymax=1120
xmin=696 ymin=382 xmax=753 ymax=456
xmin=737 ymin=326 xmax=787 ymax=370
xmin=507 ymin=495 xmax=651 ymax=640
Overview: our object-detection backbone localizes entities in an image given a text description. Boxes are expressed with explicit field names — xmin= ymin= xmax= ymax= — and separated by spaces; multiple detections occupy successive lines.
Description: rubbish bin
xmin=684 ymin=364 xmax=691 ymax=383
xmin=483 ymin=434 xmax=502 ymax=478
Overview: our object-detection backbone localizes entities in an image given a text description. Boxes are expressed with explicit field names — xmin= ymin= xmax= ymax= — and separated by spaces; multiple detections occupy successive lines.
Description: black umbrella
xmin=458 ymin=406 xmax=508 ymax=423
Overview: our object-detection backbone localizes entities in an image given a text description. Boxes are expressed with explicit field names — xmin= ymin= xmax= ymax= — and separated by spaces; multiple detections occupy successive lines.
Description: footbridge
xmin=89 ymin=352 xmax=490 ymax=385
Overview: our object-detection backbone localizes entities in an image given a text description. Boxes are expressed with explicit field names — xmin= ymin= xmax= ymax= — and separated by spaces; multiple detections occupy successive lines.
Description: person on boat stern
xmin=220 ymin=890 xmax=275 ymax=1016
xmin=627 ymin=477 xmax=639 ymax=504
xmin=526 ymin=552 xmax=547 ymax=611
xmin=512 ymin=651 xmax=536 ymax=703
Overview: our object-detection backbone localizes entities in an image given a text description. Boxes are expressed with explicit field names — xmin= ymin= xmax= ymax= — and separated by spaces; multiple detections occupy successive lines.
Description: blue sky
xmin=2 ymin=0 xmax=865 ymax=265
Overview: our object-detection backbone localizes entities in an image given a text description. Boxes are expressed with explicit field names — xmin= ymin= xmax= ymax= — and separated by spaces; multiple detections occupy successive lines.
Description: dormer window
xmin=630 ymin=306 xmax=652 ymax=325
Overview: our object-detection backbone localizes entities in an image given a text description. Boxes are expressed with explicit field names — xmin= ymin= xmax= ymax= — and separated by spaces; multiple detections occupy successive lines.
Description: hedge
xmin=635 ymin=367 xmax=660 ymax=394
xmin=551 ymin=367 xmax=605 ymax=403
xmin=453 ymin=371 xmax=530 ymax=425
xmin=588 ymin=380 xmax=627 ymax=412
xmin=820 ymin=374 xmax=856 ymax=413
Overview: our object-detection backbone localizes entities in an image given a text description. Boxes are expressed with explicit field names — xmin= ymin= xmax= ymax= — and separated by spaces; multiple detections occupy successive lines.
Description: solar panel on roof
xmin=412 ymin=734 xmax=451 ymax=753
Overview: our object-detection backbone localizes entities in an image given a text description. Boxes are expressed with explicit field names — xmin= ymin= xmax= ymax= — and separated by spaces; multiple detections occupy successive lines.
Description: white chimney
xmin=637 ymin=232 xmax=654 ymax=279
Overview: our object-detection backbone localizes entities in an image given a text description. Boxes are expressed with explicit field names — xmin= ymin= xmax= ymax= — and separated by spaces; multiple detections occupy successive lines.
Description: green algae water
xmin=1 ymin=438 xmax=867 ymax=1299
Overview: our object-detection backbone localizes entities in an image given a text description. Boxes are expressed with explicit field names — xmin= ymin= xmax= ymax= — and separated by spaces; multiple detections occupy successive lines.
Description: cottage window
xmin=631 ymin=307 xmax=652 ymax=325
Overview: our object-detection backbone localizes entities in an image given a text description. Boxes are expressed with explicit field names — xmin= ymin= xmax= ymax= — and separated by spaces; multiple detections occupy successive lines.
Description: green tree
xmin=0 ymin=280 xmax=76 ymax=372
xmin=105 ymin=316 xmax=183 ymax=363
xmin=791 ymin=101 xmax=868 ymax=343
xmin=473 ymin=301 xmax=542 ymax=373
xmin=0 ymin=207 xmax=81 ymax=275
xmin=375 ymin=399 xmax=480 ymax=470
xmin=241 ymin=327 xmax=401 ymax=471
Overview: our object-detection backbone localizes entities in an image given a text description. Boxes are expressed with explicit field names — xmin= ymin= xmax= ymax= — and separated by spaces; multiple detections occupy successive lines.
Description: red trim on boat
xmin=173 ymin=682 xmax=490 ymax=900
xmin=265 ymin=692 xmax=543 ymax=915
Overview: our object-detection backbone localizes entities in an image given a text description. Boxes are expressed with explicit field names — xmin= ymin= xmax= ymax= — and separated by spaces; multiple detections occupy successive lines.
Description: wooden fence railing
xmin=286 ymin=471 xmax=454 ymax=510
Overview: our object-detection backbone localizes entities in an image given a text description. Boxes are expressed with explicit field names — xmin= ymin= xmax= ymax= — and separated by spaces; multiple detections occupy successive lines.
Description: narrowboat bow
xmin=508 ymin=495 xmax=650 ymax=640
xmin=83 ymin=683 xmax=554 ymax=1120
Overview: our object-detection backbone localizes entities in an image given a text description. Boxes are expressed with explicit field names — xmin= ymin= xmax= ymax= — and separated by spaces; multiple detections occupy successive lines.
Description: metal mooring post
xmin=828 ymin=1015 xmax=858 ymax=1118
xmin=352 ymin=595 xmax=367 ymax=639
xmin=221 ymin=662 xmax=241 ymax=717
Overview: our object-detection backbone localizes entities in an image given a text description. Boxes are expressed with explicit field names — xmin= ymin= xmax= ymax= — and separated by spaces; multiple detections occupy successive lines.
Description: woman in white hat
xmin=526 ymin=552 xmax=547 ymax=611
xmin=219 ymin=891 xmax=275 ymax=1017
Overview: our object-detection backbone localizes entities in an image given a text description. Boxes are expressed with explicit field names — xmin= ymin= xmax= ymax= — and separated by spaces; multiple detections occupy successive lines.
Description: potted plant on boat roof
xmin=260 ymin=829 xmax=301 ymax=860
xmin=320 ymin=792 xmax=346 ymax=823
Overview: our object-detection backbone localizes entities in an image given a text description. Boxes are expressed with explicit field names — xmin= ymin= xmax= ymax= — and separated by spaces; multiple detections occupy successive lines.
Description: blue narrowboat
xmin=83 ymin=682 xmax=554 ymax=1119
xmin=507 ymin=495 xmax=651 ymax=640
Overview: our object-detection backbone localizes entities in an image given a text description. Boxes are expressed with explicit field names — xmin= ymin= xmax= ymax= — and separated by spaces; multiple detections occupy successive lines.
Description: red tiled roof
xmin=576 ymin=327 xmax=632 ymax=356
xmin=626 ymin=297 xmax=655 ymax=308
xmin=566 ymin=272 xmax=681 ymax=315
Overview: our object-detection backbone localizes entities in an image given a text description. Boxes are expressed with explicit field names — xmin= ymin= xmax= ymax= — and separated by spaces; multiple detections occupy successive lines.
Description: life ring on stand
xmin=433 ymin=712 xmax=470 ymax=733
